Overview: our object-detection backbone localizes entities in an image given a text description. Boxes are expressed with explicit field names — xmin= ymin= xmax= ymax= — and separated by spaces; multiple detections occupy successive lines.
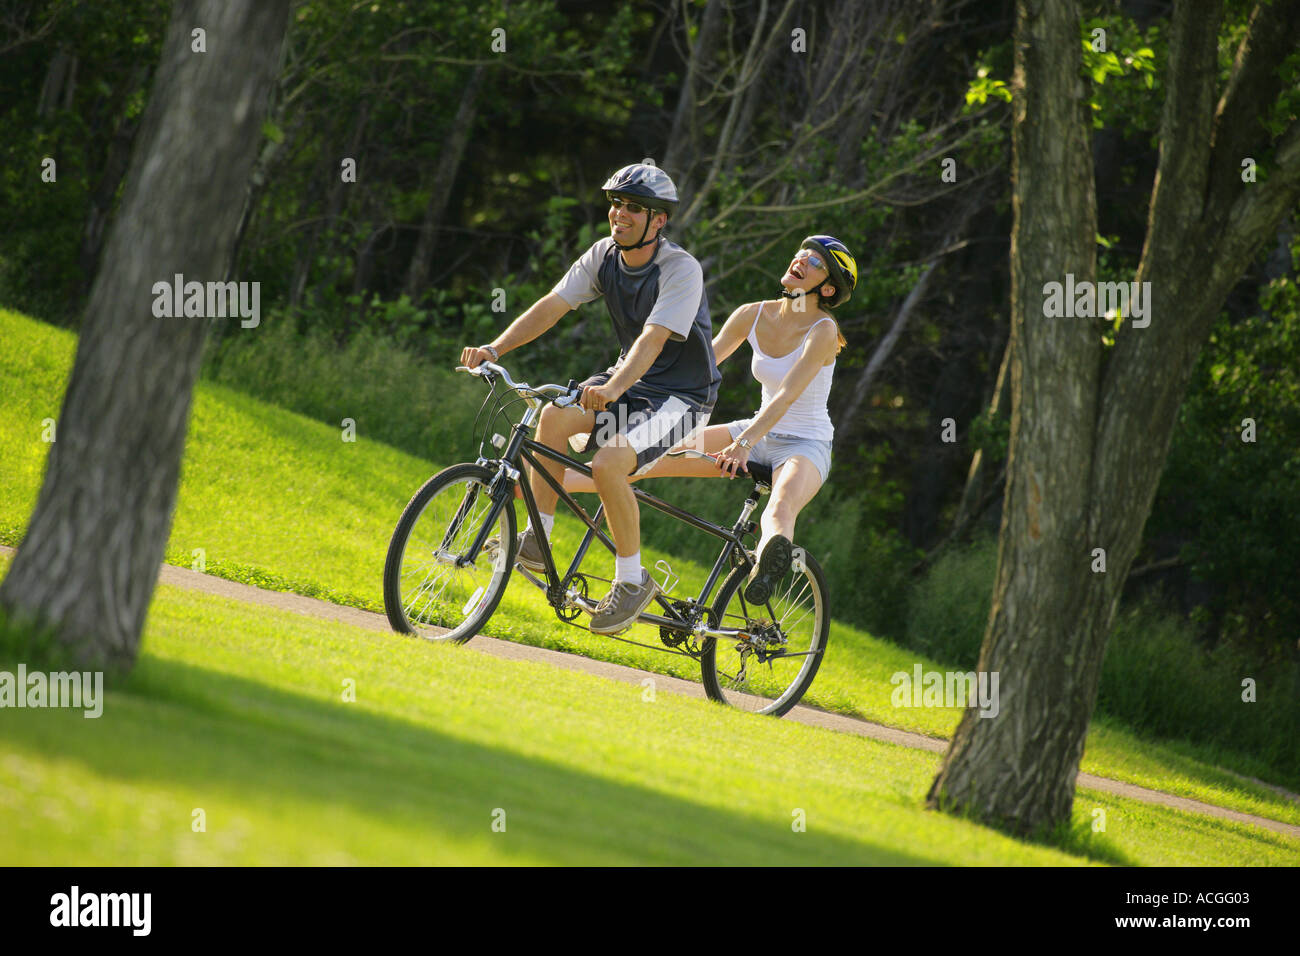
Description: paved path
xmin=3 ymin=545 xmax=1297 ymax=841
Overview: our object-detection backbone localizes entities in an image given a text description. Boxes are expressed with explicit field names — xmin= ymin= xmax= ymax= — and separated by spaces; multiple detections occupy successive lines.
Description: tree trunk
xmin=0 ymin=0 xmax=291 ymax=670
xmin=928 ymin=0 xmax=1300 ymax=835
xmin=37 ymin=48 xmax=74 ymax=117
xmin=927 ymin=0 xmax=1104 ymax=833
xmin=404 ymin=64 xmax=487 ymax=298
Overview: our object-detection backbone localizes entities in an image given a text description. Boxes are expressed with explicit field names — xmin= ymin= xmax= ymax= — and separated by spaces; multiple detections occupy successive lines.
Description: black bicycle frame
xmin=472 ymin=415 xmax=760 ymax=633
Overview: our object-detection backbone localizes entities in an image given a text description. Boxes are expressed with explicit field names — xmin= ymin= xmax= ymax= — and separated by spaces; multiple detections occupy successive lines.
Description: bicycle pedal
xmin=791 ymin=547 xmax=807 ymax=573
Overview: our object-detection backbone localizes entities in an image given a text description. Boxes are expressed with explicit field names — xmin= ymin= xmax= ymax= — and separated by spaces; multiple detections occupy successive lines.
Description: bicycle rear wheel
xmin=383 ymin=462 xmax=517 ymax=643
xmin=701 ymin=547 xmax=830 ymax=716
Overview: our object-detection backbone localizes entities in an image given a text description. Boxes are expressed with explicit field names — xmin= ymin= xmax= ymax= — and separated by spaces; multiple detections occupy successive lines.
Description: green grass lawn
xmin=2 ymin=582 xmax=1294 ymax=865
xmin=2 ymin=306 xmax=1298 ymax=847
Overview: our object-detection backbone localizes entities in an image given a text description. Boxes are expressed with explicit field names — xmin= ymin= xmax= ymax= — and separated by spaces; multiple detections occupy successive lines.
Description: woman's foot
xmin=744 ymin=535 xmax=793 ymax=605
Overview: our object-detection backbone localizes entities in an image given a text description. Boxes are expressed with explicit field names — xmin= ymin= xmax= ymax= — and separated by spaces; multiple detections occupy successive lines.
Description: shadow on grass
xmin=926 ymin=787 xmax=1139 ymax=867
xmin=3 ymin=653 xmax=950 ymax=866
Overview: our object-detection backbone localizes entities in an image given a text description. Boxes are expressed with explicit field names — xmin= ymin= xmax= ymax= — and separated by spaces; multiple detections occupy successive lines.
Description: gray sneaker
xmin=589 ymin=570 xmax=658 ymax=634
xmin=486 ymin=529 xmax=547 ymax=571
xmin=514 ymin=528 xmax=548 ymax=571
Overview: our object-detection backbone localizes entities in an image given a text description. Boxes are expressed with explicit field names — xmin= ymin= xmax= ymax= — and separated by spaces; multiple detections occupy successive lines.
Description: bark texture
xmin=0 ymin=0 xmax=291 ymax=669
xmin=928 ymin=0 xmax=1300 ymax=834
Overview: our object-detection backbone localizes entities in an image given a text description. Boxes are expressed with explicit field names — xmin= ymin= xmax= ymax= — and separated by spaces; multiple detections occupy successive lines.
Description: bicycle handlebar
xmin=455 ymin=361 xmax=582 ymax=408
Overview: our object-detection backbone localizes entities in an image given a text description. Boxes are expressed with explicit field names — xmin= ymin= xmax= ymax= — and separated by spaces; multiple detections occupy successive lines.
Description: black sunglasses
xmin=608 ymin=195 xmax=655 ymax=216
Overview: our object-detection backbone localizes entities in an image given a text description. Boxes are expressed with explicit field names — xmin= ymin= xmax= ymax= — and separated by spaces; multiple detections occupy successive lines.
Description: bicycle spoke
xmin=403 ymin=569 xmax=441 ymax=619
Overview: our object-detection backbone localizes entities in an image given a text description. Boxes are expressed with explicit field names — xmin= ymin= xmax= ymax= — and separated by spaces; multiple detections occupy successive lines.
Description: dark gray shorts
xmin=580 ymin=371 xmax=713 ymax=476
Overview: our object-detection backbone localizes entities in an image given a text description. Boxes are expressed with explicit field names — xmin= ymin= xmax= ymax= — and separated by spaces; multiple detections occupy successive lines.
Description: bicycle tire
xmin=701 ymin=547 xmax=830 ymax=716
xmin=383 ymin=462 xmax=517 ymax=643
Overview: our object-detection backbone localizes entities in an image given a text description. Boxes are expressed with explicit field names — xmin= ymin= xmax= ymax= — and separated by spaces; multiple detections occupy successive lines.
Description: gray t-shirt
xmin=552 ymin=237 xmax=720 ymax=407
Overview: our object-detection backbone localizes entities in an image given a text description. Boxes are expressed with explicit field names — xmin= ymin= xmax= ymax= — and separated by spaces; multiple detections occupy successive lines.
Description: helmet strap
xmin=613 ymin=212 xmax=661 ymax=251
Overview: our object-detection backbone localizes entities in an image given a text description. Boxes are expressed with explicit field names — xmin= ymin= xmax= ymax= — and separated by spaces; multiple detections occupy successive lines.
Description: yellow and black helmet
xmin=801 ymin=235 xmax=858 ymax=308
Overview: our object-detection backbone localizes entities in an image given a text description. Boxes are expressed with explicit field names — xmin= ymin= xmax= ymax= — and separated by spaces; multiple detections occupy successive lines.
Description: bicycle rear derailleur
xmin=745 ymin=619 xmax=788 ymax=664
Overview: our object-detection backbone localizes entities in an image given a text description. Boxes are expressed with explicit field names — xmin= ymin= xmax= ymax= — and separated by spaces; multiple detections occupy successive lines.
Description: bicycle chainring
xmin=555 ymin=574 xmax=589 ymax=623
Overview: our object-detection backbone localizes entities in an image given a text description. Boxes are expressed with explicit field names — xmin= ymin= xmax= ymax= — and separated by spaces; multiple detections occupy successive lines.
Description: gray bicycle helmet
xmin=602 ymin=163 xmax=679 ymax=250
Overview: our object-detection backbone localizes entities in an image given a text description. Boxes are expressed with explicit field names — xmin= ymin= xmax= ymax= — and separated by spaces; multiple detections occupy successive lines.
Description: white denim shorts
xmin=725 ymin=420 xmax=832 ymax=483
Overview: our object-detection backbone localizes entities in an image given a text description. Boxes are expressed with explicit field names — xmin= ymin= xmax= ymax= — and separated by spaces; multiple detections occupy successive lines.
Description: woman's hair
xmin=815 ymin=288 xmax=848 ymax=352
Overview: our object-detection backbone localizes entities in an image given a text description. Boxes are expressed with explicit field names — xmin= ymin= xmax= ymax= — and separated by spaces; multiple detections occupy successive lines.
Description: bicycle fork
xmin=450 ymin=458 xmax=519 ymax=569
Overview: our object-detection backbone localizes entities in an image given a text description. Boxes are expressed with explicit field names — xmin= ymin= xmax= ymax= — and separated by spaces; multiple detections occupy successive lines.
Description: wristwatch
xmin=737 ymin=437 xmax=752 ymax=449
xmin=480 ymin=345 xmax=499 ymax=362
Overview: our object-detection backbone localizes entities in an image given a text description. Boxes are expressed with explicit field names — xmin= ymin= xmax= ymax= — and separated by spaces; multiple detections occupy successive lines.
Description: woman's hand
xmin=716 ymin=440 xmax=751 ymax=479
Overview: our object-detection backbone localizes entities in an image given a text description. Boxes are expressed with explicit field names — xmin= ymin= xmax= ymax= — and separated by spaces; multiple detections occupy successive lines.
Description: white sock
xmin=614 ymin=552 xmax=642 ymax=584
xmin=525 ymin=513 xmax=554 ymax=539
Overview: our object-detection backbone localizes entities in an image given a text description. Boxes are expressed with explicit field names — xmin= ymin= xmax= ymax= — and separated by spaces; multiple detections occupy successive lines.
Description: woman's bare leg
xmin=561 ymin=424 xmax=738 ymax=493
xmin=760 ymin=455 xmax=824 ymax=547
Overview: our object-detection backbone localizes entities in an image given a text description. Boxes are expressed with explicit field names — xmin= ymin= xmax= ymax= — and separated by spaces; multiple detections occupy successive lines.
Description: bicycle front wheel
xmin=701 ymin=547 xmax=830 ymax=717
xmin=383 ymin=462 xmax=517 ymax=643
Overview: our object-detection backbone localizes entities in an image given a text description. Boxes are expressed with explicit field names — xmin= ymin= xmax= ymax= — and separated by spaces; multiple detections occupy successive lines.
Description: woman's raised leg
xmin=760 ymin=455 xmax=825 ymax=547
xmin=561 ymin=424 xmax=738 ymax=493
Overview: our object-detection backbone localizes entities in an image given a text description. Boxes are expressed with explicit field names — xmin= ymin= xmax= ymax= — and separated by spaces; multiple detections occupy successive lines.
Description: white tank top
xmin=748 ymin=306 xmax=836 ymax=441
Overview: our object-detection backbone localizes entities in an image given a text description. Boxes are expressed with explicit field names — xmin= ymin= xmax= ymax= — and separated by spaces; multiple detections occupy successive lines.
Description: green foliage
xmin=905 ymin=537 xmax=1300 ymax=782
xmin=0 ymin=0 xmax=170 ymax=323
xmin=1100 ymin=599 xmax=1300 ymax=781
xmin=965 ymin=67 xmax=1011 ymax=107
xmin=968 ymin=408 xmax=1010 ymax=461
xmin=1079 ymin=17 xmax=1163 ymax=133
xmin=204 ymin=316 xmax=486 ymax=465
xmin=906 ymin=539 xmax=995 ymax=668
xmin=1149 ymin=264 xmax=1300 ymax=655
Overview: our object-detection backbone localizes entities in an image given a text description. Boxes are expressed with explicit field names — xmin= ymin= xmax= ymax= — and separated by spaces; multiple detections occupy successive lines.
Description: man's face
xmin=608 ymin=195 xmax=665 ymax=244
